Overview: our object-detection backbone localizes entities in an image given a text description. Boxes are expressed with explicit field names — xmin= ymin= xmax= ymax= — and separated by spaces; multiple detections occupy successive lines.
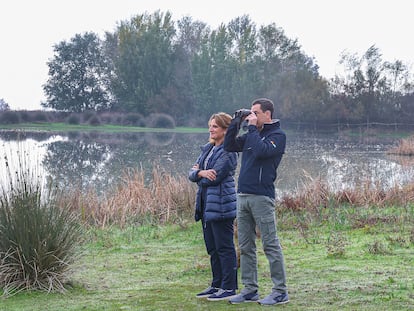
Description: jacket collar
xmin=262 ymin=119 xmax=280 ymax=130
xmin=200 ymin=142 xmax=223 ymax=152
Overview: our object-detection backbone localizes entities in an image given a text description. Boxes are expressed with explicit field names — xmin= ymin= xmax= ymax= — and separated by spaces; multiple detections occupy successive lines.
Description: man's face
xmin=251 ymin=103 xmax=271 ymax=128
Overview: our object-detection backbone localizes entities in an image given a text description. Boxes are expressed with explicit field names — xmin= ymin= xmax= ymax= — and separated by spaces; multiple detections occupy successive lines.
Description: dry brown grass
xmin=279 ymin=172 xmax=414 ymax=212
xmin=60 ymin=165 xmax=414 ymax=230
xmin=387 ymin=135 xmax=414 ymax=156
xmin=60 ymin=167 xmax=196 ymax=228
xmin=278 ymin=174 xmax=414 ymax=239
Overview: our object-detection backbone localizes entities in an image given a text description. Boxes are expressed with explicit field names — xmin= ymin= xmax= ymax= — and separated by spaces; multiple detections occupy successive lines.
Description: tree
xmin=108 ymin=11 xmax=176 ymax=113
xmin=332 ymin=45 xmax=396 ymax=124
xmin=0 ymin=98 xmax=10 ymax=111
xmin=255 ymin=23 xmax=323 ymax=122
xmin=167 ymin=16 xmax=210 ymax=123
xmin=227 ymin=15 xmax=258 ymax=107
xmin=176 ymin=16 xmax=209 ymax=58
xmin=382 ymin=60 xmax=411 ymax=118
xmin=42 ymin=32 xmax=113 ymax=112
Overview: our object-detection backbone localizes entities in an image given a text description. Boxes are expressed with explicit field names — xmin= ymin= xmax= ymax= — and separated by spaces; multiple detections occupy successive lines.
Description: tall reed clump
xmin=0 ymin=147 xmax=83 ymax=297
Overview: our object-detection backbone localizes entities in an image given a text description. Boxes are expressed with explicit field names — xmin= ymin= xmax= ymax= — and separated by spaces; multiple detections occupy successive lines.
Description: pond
xmin=1 ymin=129 xmax=413 ymax=199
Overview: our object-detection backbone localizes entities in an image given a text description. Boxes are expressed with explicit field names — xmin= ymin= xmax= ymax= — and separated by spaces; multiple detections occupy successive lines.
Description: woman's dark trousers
xmin=202 ymin=218 xmax=238 ymax=290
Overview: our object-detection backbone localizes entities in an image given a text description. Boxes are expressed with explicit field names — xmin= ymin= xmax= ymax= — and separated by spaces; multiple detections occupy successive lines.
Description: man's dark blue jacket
xmin=224 ymin=120 xmax=286 ymax=199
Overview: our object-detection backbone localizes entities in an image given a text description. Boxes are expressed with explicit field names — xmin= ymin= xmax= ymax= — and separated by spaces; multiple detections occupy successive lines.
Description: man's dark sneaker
xmin=196 ymin=286 xmax=218 ymax=298
xmin=257 ymin=292 xmax=289 ymax=305
xmin=228 ymin=291 xmax=259 ymax=304
xmin=207 ymin=289 xmax=236 ymax=301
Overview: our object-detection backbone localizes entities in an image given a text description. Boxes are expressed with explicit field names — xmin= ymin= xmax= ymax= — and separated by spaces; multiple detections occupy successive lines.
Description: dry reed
xmin=60 ymin=167 xmax=196 ymax=228
xmin=280 ymin=174 xmax=414 ymax=211
xmin=60 ymin=166 xmax=414 ymax=229
xmin=387 ymin=135 xmax=414 ymax=156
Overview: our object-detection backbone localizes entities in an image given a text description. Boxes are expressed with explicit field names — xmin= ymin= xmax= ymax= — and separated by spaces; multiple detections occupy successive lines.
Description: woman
xmin=188 ymin=112 xmax=238 ymax=301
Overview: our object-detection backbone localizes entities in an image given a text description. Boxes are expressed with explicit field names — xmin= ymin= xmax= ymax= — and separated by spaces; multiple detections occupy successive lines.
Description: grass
xmin=0 ymin=203 xmax=413 ymax=310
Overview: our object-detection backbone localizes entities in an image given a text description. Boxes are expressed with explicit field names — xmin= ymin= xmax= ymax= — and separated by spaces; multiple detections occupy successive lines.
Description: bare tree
xmin=0 ymin=98 xmax=10 ymax=111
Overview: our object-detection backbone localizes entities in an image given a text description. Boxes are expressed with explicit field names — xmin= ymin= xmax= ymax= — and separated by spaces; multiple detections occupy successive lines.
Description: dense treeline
xmin=38 ymin=11 xmax=414 ymax=127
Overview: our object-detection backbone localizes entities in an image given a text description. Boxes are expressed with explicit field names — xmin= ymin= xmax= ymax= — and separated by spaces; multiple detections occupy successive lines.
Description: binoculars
xmin=234 ymin=109 xmax=252 ymax=119
xmin=233 ymin=109 xmax=252 ymax=131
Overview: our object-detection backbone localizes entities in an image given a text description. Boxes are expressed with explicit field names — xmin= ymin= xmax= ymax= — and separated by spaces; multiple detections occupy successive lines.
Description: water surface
xmin=1 ymin=129 xmax=412 ymax=198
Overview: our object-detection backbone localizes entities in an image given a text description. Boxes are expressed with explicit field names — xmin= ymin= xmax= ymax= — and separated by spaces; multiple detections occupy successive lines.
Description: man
xmin=224 ymin=98 xmax=288 ymax=305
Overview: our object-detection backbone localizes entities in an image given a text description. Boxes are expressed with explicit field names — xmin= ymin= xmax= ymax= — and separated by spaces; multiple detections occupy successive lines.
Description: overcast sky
xmin=1 ymin=0 xmax=413 ymax=110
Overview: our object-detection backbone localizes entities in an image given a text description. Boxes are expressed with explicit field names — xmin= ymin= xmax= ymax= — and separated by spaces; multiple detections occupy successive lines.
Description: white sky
xmin=1 ymin=0 xmax=413 ymax=110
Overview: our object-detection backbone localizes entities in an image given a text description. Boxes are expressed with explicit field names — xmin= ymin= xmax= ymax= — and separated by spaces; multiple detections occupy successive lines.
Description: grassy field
xmin=1 ymin=204 xmax=413 ymax=311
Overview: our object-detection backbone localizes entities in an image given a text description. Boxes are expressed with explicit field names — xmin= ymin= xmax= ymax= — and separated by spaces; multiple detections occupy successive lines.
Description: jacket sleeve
xmin=198 ymin=151 xmax=237 ymax=187
xmin=224 ymin=119 xmax=246 ymax=152
xmin=188 ymin=168 xmax=201 ymax=182
xmin=245 ymin=125 xmax=286 ymax=159
xmin=188 ymin=151 xmax=204 ymax=182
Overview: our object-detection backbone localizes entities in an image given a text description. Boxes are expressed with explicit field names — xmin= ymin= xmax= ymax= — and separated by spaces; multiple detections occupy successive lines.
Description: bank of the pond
xmin=1 ymin=204 xmax=413 ymax=311
xmin=0 ymin=122 xmax=207 ymax=134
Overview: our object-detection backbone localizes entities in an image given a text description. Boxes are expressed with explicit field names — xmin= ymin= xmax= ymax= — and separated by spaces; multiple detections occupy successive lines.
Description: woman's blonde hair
xmin=208 ymin=112 xmax=232 ymax=144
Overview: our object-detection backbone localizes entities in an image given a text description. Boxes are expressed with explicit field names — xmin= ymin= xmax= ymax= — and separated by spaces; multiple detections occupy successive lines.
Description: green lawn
xmin=1 ymin=207 xmax=413 ymax=311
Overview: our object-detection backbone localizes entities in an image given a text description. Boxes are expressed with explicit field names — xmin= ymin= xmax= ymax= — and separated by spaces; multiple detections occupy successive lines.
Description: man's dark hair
xmin=252 ymin=98 xmax=274 ymax=118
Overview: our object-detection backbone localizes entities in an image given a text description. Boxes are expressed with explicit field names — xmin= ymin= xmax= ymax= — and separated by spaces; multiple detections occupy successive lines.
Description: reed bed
xmin=387 ymin=135 xmax=414 ymax=156
xmin=61 ymin=165 xmax=414 ymax=230
xmin=278 ymin=173 xmax=414 ymax=234
xmin=281 ymin=176 xmax=414 ymax=210
xmin=60 ymin=167 xmax=197 ymax=228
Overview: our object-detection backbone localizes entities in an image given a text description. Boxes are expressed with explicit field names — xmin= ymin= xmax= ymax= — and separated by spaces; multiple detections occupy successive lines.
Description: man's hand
xmin=245 ymin=112 xmax=257 ymax=126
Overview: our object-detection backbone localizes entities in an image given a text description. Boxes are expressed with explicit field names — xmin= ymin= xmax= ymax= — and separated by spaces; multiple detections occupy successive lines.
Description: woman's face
xmin=209 ymin=118 xmax=226 ymax=144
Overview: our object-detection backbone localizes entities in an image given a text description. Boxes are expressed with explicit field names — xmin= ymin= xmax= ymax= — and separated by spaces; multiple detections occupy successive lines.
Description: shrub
xmin=31 ymin=111 xmax=49 ymax=123
xmin=0 ymin=111 xmax=21 ymax=124
xmin=122 ymin=113 xmax=145 ymax=126
xmin=98 ymin=112 xmax=114 ymax=124
xmin=0 ymin=149 xmax=83 ymax=296
xmin=18 ymin=111 xmax=31 ymax=122
xmin=66 ymin=114 xmax=80 ymax=125
xmin=48 ymin=111 xmax=70 ymax=123
xmin=147 ymin=113 xmax=175 ymax=129
xmin=82 ymin=111 xmax=96 ymax=123
xmin=88 ymin=115 xmax=101 ymax=126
